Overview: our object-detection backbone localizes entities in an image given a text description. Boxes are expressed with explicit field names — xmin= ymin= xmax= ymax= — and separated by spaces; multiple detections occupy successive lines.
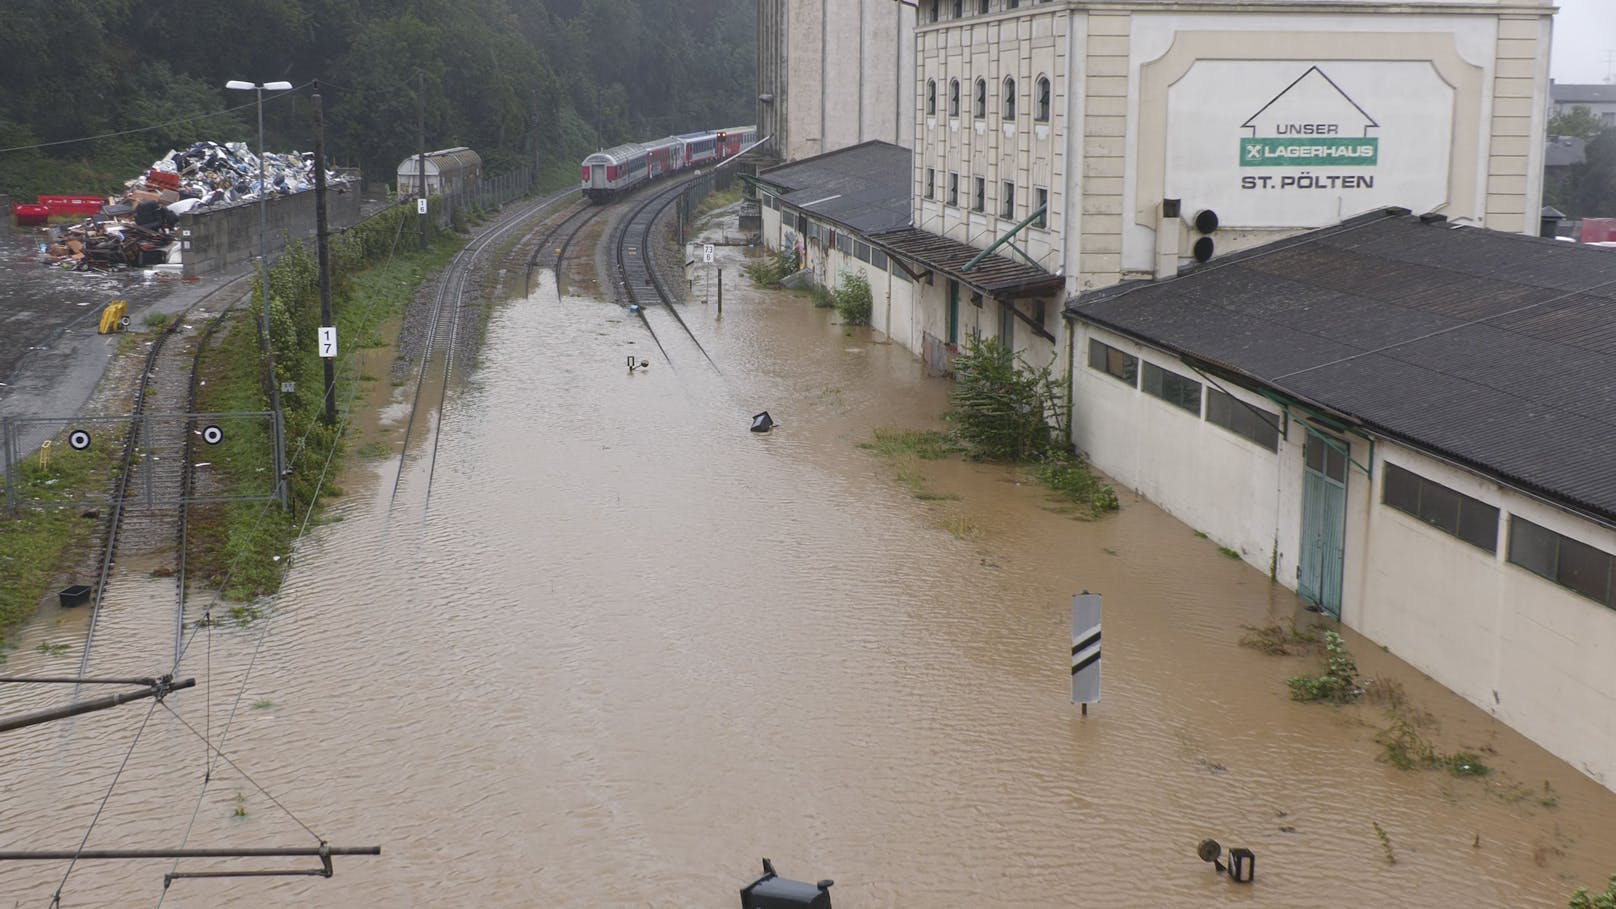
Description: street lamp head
xmin=225 ymin=80 xmax=294 ymax=91
xmin=225 ymin=80 xmax=256 ymax=91
xmin=264 ymin=81 xmax=294 ymax=91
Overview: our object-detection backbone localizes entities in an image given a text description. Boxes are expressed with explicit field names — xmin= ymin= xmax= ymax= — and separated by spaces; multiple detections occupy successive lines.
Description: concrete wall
xmin=179 ymin=181 xmax=361 ymax=278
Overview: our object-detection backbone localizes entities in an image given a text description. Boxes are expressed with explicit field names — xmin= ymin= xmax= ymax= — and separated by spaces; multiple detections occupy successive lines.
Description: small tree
xmin=948 ymin=334 xmax=1066 ymax=461
xmin=1549 ymin=106 xmax=1610 ymax=143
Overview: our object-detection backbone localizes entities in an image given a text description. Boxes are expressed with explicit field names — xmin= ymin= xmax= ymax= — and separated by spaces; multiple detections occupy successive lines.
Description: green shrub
xmin=1286 ymin=630 xmax=1361 ymax=703
xmin=1570 ymin=876 xmax=1616 ymax=909
xmin=832 ymin=270 xmax=873 ymax=325
xmin=948 ymin=334 xmax=1066 ymax=462
xmin=1033 ymin=453 xmax=1118 ymax=517
xmin=743 ymin=249 xmax=798 ymax=287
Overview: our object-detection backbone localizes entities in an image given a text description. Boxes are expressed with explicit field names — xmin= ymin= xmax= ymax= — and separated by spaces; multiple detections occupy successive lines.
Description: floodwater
xmin=2 ymin=219 xmax=1614 ymax=907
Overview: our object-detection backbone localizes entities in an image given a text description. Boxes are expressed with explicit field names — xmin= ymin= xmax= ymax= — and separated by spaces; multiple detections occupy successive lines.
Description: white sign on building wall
xmin=1166 ymin=62 xmax=1455 ymax=228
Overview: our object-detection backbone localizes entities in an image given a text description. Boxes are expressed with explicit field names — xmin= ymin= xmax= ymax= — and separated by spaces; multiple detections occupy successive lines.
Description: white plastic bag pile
xmin=135 ymin=141 xmax=335 ymax=209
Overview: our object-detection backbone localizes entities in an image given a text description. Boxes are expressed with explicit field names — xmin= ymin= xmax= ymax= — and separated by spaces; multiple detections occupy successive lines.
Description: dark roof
xmin=756 ymin=140 xmax=912 ymax=234
xmin=1545 ymin=135 xmax=1587 ymax=168
xmin=871 ymin=227 xmax=1065 ymax=300
xmin=1067 ymin=209 xmax=1616 ymax=523
xmin=1552 ymin=83 xmax=1616 ymax=105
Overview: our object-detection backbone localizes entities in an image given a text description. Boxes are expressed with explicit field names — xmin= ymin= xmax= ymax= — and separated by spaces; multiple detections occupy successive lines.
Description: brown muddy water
xmin=2 ymin=218 xmax=1614 ymax=907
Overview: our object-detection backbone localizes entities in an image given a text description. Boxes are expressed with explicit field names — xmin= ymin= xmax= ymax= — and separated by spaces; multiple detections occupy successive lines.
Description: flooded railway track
xmin=76 ymin=275 xmax=253 ymax=677
xmin=388 ymin=188 xmax=578 ymax=514
xmin=609 ymin=176 xmax=721 ymax=372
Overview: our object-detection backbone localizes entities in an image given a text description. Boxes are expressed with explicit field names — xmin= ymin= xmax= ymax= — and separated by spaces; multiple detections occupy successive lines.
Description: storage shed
xmin=396 ymin=147 xmax=482 ymax=198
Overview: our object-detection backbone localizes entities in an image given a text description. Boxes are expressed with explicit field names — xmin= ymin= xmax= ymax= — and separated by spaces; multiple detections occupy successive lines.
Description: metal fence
xmin=437 ymin=166 xmax=537 ymax=226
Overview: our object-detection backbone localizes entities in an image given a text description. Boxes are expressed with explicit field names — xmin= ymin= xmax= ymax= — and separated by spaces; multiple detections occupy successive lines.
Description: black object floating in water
xmin=751 ymin=411 xmax=774 ymax=433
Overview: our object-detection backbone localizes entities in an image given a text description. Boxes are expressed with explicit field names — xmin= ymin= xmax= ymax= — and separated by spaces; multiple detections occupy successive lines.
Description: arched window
xmin=949 ymin=79 xmax=960 ymax=117
xmin=926 ymin=79 xmax=936 ymax=116
xmin=1003 ymin=77 xmax=1017 ymax=119
xmin=1035 ymin=76 xmax=1051 ymax=122
xmin=973 ymin=78 xmax=986 ymax=118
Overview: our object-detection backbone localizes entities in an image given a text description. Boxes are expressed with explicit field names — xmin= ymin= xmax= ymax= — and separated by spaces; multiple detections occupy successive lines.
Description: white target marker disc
xmin=202 ymin=425 xmax=224 ymax=445
xmin=68 ymin=430 xmax=91 ymax=451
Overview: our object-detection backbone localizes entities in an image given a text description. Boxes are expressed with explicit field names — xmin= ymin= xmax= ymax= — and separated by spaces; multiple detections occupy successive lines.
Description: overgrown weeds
xmin=859 ymin=428 xmax=956 ymax=461
xmin=1286 ymin=630 xmax=1362 ymax=703
xmin=1569 ymin=875 xmax=1616 ymax=909
xmin=1238 ymin=620 xmax=1323 ymax=655
xmin=1032 ymin=453 xmax=1119 ymax=518
xmin=742 ymin=249 xmax=798 ymax=287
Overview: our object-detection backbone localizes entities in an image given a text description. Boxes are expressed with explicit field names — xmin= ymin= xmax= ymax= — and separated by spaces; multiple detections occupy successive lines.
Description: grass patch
xmin=742 ymin=249 xmax=798 ymax=288
xmin=1238 ymin=620 xmax=1323 ymax=655
xmin=143 ymin=311 xmax=173 ymax=330
xmin=0 ymin=440 xmax=115 ymax=646
xmin=859 ymin=428 xmax=956 ymax=461
xmin=939 ymin=514 xmax=983 ymax=541
xmin=251 ymin=699 xmax=275 ymax=709
xmin=357 ymin=441 xmax=392 ymax=460
xmin=36 ymin=641 xmax=70 ymax=657
xmin=1218 ymin=546 xmax=1241 ymax=559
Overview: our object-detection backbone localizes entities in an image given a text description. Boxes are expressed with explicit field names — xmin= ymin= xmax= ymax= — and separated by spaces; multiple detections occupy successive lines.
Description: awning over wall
xmin=871 ymin=227 xmax=1064 ymax=300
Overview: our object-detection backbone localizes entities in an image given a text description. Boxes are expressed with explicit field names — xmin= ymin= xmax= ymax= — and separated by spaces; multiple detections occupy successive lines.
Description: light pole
xmin=225 ymin=79 xmax=293 ymax=507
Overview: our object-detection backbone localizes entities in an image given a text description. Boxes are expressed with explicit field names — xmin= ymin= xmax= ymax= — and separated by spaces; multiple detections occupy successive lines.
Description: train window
xmin=973 ymin=79 xmax=986 ymax=118
xmin=949 ymin=79 xmax=960 ymax=117
xmin=1003 ymin=77 xmax=1016 ymax=119
xmin=1035 ymin=77 xmax=1051 ymax=122
xmin=926 ymin=80 xmax=936 ymax=116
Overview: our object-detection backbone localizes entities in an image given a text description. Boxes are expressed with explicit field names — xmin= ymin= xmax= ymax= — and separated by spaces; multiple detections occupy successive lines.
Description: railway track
xmin=75 ymin=276 xmax=252 ymax=678
xmin=388 ymin=188 xmax=579 ymax=514
xmin=522 ymin=199 xmax=606 ymax=296
xmin=609 ymin=176 xmax=721 ymax=372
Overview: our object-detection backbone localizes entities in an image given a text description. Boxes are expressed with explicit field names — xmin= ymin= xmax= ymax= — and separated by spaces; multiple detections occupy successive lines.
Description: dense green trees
xmin=0 ymin=0 xmax=755 ymax=199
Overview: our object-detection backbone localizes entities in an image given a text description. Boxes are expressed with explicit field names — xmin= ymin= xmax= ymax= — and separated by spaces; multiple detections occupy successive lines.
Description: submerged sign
xmin=1239 ymin=67 xmax=1379 ymax=168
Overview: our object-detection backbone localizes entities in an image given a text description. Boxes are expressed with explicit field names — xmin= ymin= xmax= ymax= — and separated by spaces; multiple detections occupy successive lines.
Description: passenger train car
xmin=581 ymin=126 xmax=757 ymax=204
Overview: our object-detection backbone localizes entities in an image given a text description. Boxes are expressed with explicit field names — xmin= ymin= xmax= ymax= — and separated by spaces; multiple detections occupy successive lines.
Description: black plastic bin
xmin=58 ymin=585 xmax=92 ymax=608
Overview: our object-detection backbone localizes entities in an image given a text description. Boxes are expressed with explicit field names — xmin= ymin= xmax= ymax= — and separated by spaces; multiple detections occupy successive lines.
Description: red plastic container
xmin=13 ymin=203 xmax=50 ymax=226
xmin=37 ymin=194 xmax=105 ymax=217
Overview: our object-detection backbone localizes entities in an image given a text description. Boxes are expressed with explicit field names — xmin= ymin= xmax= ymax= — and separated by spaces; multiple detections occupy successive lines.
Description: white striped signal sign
xmin=1071 ymin=591 xmax=1101 ymax=705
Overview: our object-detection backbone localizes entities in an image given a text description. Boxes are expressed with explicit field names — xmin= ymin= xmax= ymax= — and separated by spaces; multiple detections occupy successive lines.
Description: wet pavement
xmin=0 ymin=223 xmax=252 ymax=457
xmin=0 ymin=209 xmax=1613 ymax=907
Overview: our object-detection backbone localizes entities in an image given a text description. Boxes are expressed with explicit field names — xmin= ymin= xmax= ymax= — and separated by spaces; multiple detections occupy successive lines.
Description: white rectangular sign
xmin=1071 ymin=592 xmax=1101 ymax=705
xmin=417 ymin=197 xmax=428 ymax=215
xmin=318 ymin=325 xmax=337 ymax=359
xmin=702 ymin=243 xmax=715 ymax=264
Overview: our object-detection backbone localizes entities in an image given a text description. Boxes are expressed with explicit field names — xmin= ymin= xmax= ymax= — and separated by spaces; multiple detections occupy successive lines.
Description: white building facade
xmin=907 ymin=0 xmax=1555 ymax=371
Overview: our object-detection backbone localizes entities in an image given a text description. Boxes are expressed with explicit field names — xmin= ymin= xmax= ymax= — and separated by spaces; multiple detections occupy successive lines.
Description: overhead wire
xmin=49 ymin=697 xmax=162 ymax=908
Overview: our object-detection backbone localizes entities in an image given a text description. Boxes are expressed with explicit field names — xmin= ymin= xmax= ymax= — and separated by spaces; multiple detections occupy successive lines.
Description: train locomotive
xmin=580 ymin=125 xmax=756 ymax=204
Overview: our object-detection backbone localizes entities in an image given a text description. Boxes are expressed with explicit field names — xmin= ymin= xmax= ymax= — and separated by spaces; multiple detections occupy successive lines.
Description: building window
xmin=1383 ymin=463 xmax=1499 ymax=553
xmin=978 ymin=0 xmax=989 ymax=12
xmin=1033 ymin=187 xmax=1048 ymax=228
xmin=973 ymin=78 xmax=987 ymax=118
xmin=1141 ymin=362 xmax=1202 ymax=414
xmin=929 ymin=0 xmax=939 ymax=22
xmin=1205 ymin=388 xmax=1280 ymax=453
xmin=1003 ymin=77 xmax=1017 ymax=119
xmin=973 ymin=176 xmax=985 ymax=212
xmin=1087 ymin=339 xmax=1137 ymax=386
xmin=1509 ymin=516 xmax=1616 ymax=608
xmin=1035 ymin=76 xmax=1051 ymax=122
xmin=926 ymin=80 xmax=936 ymax=116
xmin=952 ymin=0 xmax=962 ymax=17
xmin=949 ymin=79 xmax=960 ymax=117
xmin=1008 ymin=0 xmax=1019 ymax=7
xmin=1000 ymin=181 xmax=1014 ymax=218
xmin=948 ymin=171 xmax=959 ymax=206
xmin=925 ymin=168 xmax=935 ymax=199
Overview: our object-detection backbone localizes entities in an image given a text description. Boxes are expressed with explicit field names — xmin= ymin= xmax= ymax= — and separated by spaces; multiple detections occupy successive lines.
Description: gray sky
xmin=1552 ymin=0 xmax=1616 ymax=84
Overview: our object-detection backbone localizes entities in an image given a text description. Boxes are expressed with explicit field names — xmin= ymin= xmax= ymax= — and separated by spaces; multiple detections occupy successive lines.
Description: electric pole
xmin=312 ymin=81 xmax=337 ymax=425
xmin=417 ymin=69 xmax=428 ymax=250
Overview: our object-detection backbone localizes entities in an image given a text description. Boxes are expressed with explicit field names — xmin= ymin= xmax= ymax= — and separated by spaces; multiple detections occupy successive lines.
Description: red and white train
xmin=580 ymin=126 xmax=757 ymax=204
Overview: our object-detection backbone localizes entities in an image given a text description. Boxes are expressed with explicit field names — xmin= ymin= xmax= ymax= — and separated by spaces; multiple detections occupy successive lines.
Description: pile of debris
xmin=37 ymin=140 xmax=333 ymax=272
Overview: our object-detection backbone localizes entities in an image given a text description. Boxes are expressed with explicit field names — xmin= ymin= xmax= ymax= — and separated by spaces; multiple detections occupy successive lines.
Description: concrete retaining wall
xmin=178 ymin=180 xmax=361 ymax=277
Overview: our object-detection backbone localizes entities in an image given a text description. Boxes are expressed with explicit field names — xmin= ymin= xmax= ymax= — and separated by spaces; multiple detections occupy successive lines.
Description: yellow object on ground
xmin=98 ymin=299 xmax=127 ymax=334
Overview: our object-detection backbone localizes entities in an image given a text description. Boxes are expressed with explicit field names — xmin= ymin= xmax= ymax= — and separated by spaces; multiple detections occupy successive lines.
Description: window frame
xmin=1140 ymin=361 xmax=1202 ymax=415
xmin=1033 ymin=187 xmax=1048 ymax=228
xmin=972 ymin=176 xmax=985 ymax=212
xmin=1003 ymin=76 xmax=1017 ymax=120
xmin=1508 ymin=516 xmax=1616 ymax=608
xmin=947 ymin=171 xmax=959 ymax=206
xmin=1000 ymin=180 xmax=1014 ymax=219
xmin=1034 ymin=76 xmax=1051 ymax=122
xmin=949 ymin=79 xmax=960 ymax=117
xmin=926 ymin=79 xmax=936 ymax=116
xmin=925 ymin=167 xmax=935 ymax=200
xmin=1086 ymin=338 xmax=1138 ymax=386
xmin=1204 ymin=388 xmax=1281 ymax=453
xmin=973 ymin=78 xmax=987 ymax=119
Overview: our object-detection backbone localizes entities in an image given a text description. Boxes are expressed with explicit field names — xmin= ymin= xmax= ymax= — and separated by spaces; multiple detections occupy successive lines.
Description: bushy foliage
xmin=948 ymin=334 xmax=1066 ymax=462
xmin=1570 ymin=876 xmax=1616 ymax=909
xmin=1286 ymin=630 xmax=1361 ymax=703
xmin=833 ymin=271 xmax=873 ymax=325
xmin=1034 ymin=453 xmax=1119 ymax=517
xmin=742 ymin=249 xmax=799 ymax=288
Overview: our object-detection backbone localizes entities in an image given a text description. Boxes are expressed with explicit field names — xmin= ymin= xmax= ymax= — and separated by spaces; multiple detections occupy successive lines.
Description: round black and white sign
xmin=68 ymin=430 xmax=91 ymax=451
xmin=202 ymin=425 xmax=224 ymax=445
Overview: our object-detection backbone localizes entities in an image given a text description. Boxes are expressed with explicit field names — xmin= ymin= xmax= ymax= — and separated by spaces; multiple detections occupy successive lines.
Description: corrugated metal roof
xmin=1067 ymin=209 xmax=1616 ymax=522
xmin=757 ymin=140 xmax=913 ymax=234
xmin=1552 ymin=83 xmax=1616 ymax=105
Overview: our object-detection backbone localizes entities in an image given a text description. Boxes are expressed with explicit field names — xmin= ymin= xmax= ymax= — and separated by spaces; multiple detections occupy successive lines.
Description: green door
xmin=947 ymin=279 xmax=960 ymax=345
xmin=1298 ymin=431 xmax=1348 ymax=617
